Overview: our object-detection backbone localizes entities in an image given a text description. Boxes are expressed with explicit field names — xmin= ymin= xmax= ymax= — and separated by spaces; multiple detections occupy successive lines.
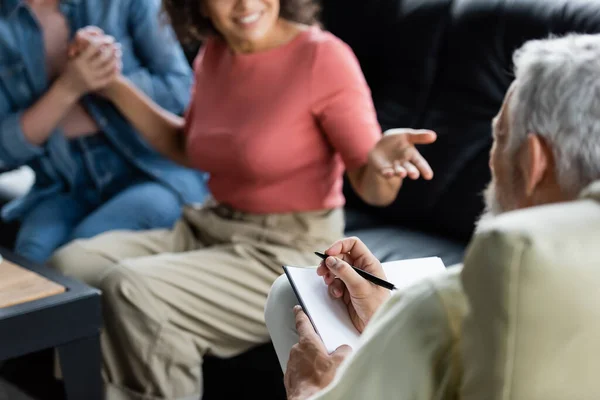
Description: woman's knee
xmin=98 ymin=264 xmax=169 ymax=339
xmin=49 ymin=239 xmax=118 ymax=287
xmin=98 ymin=266 xmax=139 ymax=315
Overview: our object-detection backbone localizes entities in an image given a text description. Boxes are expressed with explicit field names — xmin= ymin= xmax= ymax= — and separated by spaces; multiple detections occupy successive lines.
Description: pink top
xmin=185 ymin=26 xmax=381 ymax=214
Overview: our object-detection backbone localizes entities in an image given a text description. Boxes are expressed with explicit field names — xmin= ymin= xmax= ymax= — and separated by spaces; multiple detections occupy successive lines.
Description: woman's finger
xmin=95 ymin=55 xmax=119 ymax=79
xmin=403 ymin=161 xmax=420 ymax=180
xmin=83 ymin=36 xmax=116 ymax=60
xmin=79 ymin=39 xmax=103 ymax=62
xmin=410 ymin=152 xmax=434 ymax=180
xmin=379 ymin=165 xmax=395 ymax=178
xmin=91 ymin=46 xmax=115 ymax=69
xmin=393 ymin=161 xmax=408 ymax=178
xmin=80 ymin=26 xmax=104 ymax=36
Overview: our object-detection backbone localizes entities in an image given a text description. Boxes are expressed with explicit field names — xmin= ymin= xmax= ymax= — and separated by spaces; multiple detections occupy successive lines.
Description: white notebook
xmin=283 ymin=257 xmax=446 ymax=353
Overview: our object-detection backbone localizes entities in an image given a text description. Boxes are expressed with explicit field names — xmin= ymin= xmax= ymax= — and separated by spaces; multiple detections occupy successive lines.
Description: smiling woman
xmin=48 ymin=0 xmax=438 ymax=398
xmin=163 ymin=0 xmax=320 ymax=44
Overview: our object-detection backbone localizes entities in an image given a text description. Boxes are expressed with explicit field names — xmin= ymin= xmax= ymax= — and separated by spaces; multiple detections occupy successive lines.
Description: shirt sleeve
xmin=125 ymin=0 xmax=194 ymax=115
xmin=309 ymin=268 xmax=466 ymax=400
xmin=0 ymin=101 xmax=43 ymax=171
xmin=310 ymin=35 xmax=381 ymax=170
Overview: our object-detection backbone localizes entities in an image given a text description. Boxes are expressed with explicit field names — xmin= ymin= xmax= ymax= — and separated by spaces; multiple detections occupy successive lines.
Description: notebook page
xmin=284 ymin=257 xmax=446 ymax=353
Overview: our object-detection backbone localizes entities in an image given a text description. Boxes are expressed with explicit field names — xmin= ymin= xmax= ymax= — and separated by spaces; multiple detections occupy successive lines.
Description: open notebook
xmin=283 ymin=257 xmax=446 ymax=353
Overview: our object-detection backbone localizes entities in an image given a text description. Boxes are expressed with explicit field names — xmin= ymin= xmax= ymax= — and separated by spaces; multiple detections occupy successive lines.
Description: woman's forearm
xmin=103 ymin=76 xmax=190 ymax=167
xmin=348 ymin=130 xmax=437 ymax=207
xmin=348 ymin=159 xmax=403 ymax=207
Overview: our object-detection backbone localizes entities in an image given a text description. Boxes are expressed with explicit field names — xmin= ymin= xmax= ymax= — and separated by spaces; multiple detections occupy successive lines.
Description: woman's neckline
xmin=223 ymin=24 xmax=316 ymax=61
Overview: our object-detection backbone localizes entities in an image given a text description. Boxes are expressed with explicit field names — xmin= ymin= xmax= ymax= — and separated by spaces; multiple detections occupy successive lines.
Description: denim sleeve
xmin=0 ymin=94 xmax=44 ymax=170
xmin=125 ymin=0 xmax=193 ymax=115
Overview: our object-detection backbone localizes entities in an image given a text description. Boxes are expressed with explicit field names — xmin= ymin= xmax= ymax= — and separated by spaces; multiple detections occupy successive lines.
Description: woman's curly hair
xmin=162 ymin=0 xmax=321 ymax=44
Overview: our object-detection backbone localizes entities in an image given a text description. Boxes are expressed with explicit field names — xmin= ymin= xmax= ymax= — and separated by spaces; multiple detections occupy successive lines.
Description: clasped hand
xmin=58 ymin=26 xmax=122 ymax=98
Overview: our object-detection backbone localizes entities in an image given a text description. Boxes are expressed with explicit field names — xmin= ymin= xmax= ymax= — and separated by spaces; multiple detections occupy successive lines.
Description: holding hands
xmin=57 ymin=26 xmax=122 ymax=98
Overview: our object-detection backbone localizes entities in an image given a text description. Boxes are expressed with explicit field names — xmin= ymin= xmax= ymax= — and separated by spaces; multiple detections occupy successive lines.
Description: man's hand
xmin=59 ymin=26 xmax=122 ymax=98
xmin=317 ymin=237 xmax=391 ymax=332
xmin=368 ymin=128 xmax=437 ymax=179
xmin=285 ymin=306 xmax=352 ymax=400
xmin=68 ymin=26 xmax=104 ymax=58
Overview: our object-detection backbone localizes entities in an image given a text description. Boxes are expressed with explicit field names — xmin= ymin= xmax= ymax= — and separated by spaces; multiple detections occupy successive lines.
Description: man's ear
xmin=519 ymin=133 xmax=551 ymax=196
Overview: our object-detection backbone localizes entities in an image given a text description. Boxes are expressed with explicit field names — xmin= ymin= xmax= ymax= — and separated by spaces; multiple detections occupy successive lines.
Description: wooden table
xmin=0 ymin=258 xmax=65 ymax=309
xmin=0 ymin=249 xmax=102 ymax=400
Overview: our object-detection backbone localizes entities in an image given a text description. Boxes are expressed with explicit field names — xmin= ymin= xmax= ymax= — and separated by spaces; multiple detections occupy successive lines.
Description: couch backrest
xmin=459 ymin=182 xmax=600 ymax=399
xmin=321 ymin=0 xmax=600 ymax=241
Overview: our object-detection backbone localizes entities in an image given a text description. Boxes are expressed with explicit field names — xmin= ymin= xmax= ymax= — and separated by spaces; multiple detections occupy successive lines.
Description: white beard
xmin=483 ymin=182 xmax=506 ymax=216
xmin=476 ymin=182 xmax=508 ymax=232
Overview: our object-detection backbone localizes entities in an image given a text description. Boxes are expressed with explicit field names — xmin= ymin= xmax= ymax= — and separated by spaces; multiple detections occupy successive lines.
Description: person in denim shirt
xmin=0 ymin=0 xmax=209 ymax=263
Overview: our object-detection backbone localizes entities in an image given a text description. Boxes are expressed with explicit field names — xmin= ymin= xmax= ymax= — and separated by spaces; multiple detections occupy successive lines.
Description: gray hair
xmin=508 ymin=34 xmax=600 ymax=195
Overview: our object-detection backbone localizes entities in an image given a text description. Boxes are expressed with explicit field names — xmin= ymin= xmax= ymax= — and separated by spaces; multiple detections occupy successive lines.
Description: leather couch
xmin=2 ymin=0 xmax=600 ymax=398
xmin=333 ymin=0 xmax=600 ymax=265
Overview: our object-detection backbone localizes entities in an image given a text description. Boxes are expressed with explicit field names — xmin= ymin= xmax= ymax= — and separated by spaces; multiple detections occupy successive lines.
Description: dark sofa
xmin=335 ymin=0 xmax=600 ymax=265
xmin=2 ymin=0 xmax=600 ymax=399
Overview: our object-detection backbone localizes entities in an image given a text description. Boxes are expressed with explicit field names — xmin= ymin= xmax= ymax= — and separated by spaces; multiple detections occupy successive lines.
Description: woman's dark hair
xmin=162 ymin=0 xmax=320 ymax=44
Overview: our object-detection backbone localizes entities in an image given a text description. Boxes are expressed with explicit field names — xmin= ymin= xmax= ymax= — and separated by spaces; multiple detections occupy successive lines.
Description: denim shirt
xmin=0 ymin=0 xmax=207 ymax=221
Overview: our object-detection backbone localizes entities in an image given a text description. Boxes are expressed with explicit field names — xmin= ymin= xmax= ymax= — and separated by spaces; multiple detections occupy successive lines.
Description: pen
xmin=314 ymin=252 xmax=397 ymax=291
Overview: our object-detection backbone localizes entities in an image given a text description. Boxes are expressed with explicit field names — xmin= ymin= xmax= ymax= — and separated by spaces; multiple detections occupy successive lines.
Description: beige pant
xmin=49 ymin=202 xmax=344 ymax=400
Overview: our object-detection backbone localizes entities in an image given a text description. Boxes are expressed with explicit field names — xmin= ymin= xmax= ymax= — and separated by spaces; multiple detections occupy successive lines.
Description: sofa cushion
xmin=460 ymin=181 xmax=600 ymax=399
xmin=345 ymin=210 xmax=465 ymax=266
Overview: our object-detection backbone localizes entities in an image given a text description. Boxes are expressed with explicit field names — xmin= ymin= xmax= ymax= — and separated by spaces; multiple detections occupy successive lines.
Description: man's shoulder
xmin=476 ymin=192 xmax=600 ymax=243
xmin=402 ymin=265 xmax=467 ymax=320
xmin=467 ymin=193 xmax=600 ymax=284
xmin=364 ymin=266 xmax=468 ymax=345
xmin=79 ymin=0 xmax=157 ymax=24
xmin=80 ymin=0 xmax=139 ymax=9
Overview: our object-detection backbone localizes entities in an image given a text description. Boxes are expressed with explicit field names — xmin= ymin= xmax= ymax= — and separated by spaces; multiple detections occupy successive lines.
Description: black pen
xmin=314 ymin=252 xmax=397 ymax=291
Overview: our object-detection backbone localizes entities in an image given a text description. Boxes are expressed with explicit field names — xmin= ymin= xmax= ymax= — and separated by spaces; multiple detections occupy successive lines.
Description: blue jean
xmin=15 ymin=134 xmax=192 ymax=263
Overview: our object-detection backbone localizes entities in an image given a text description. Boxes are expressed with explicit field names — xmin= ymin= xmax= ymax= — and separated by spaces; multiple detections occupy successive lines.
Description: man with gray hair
xmin=265 ymin=33 xmax=600 ymax=400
